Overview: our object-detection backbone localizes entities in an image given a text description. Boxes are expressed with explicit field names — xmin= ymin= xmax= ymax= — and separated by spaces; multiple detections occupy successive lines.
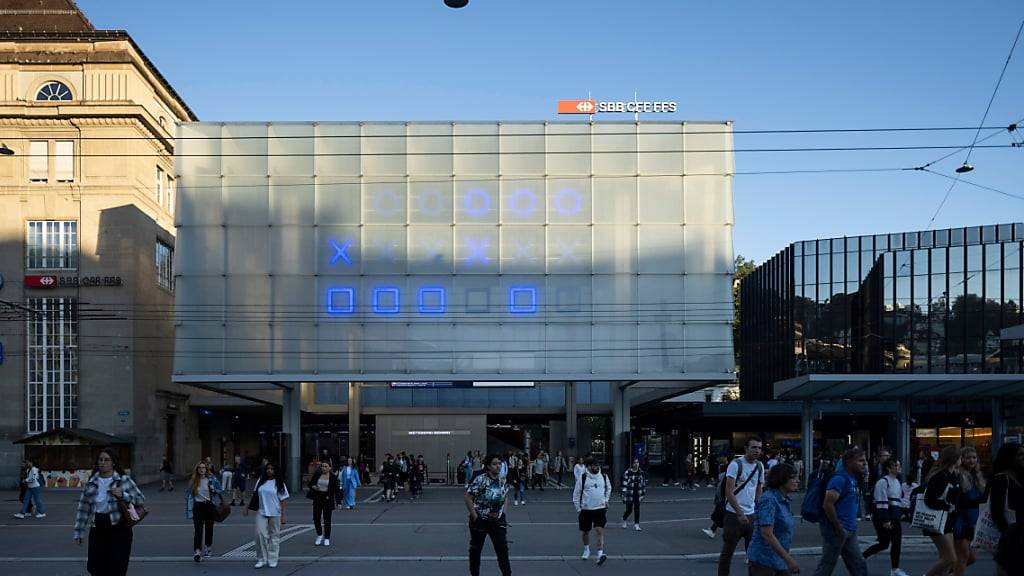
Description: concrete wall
xmin=375 ymin=414 xmax=486 ymax=478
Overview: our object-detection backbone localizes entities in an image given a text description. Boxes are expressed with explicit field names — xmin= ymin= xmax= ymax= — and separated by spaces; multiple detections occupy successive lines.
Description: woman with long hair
xmin=245 ymin=462 xmax=289 ymax=569
xmin=308 ymin=461 xmax=341 ymax=546
xmin=73 ymin=449 xmax=145 ymax=576
xmin=185 ymin=460 xmax=223 ymax=562
xmin=990 ymin=442 xmax=1024 ymax=575
xmin=921 ymin=445 xmax=961 ymax=576
xmin=863 ymin=458 xmax=907 ymax=576
xmin=13 ymin=457 xmax=44 ymax=519
xmin=340 ymin=457 xmax=361 ymax=509
xmin=951 ymin=446 xmax=986 ymax=576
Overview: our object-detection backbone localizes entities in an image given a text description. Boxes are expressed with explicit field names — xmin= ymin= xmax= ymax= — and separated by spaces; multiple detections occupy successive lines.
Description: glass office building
xmin=740 ymin=223 xmax=1024 ymax=400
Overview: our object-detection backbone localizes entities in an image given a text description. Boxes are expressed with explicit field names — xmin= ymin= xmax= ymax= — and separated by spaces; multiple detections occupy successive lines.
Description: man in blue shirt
xmin=813 ymin=447 xmax=868 ymax=576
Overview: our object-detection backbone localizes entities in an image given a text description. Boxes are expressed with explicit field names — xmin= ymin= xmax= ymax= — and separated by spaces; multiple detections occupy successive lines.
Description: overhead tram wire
xmin=0 ymin=125 xmax=1016 ymax=142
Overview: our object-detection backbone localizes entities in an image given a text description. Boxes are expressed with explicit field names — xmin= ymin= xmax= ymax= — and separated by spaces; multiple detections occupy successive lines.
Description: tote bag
xmin=911 ymin=491 xmax=950 ymax=534
xmin=973 ymin=484 xmax=1018 ymax=553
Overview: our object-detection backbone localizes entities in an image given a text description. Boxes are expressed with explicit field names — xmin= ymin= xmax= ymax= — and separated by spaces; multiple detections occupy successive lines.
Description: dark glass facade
xmin=740 ymin=223 xmax=1024 ymax=400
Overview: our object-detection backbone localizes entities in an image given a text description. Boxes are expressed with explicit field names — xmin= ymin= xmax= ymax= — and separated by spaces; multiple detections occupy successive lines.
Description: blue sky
xmin=80 ymin=1 xmax=1024 ymax=263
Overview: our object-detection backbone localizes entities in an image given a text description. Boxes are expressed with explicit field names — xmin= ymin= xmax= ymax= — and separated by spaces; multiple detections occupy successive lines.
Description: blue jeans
xmin=812 ymin=523 xmax=867 ymax=576
xmin=20 ymin=486 xmax=44 ymax=514
xmin=516 ymin=482 xmax=525 ymax=502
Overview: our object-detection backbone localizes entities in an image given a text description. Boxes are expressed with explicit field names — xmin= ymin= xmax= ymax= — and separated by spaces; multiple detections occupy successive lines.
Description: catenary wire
xmin=963 ymin=19 xmax=1024 ymax=166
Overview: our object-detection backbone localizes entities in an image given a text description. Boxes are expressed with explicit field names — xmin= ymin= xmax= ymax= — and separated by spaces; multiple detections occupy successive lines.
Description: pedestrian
xmin=766 ymin=452 xmax=779 ymax=470
xmin=573 ymin=456 xmax=612 ymax=565
xmin=574 ymin=452 xmax=590 ymax=486
xmin=662 ymin=454 xmax=678 ymax=486
xmin=862 ymin=458 xmax=907 ymax=576
xmin=553 ymin=450 xmax=568 ymax=486
xmin=620 ymin=458 xmax=646 ymax=531
xmin=340 ymin=456 xmax=361 ymax=509
xmin=308 ymin=460 xmax=341 ymax=546
xmin=245 ymin=462 xmax=289 ymax=569
xmin=951 ymin=446 xmax=985 ymax=576
xmin=532 ymin=451 xmax=547 ymax=491
xmin=717 ymin=438 xmax=765 ymax=576
xmin=920 ymin=445 xmax=961 ymax=576
xmin=185 ymin=460 xmax=223 ymax=562
xmin=508 ymin=452 xmax=525 ymax=505
xmin=462 ymin=451 xmax=474 ymax=487
xmin=220 ymin=458 xmax=234 ymax=503
xmin=990 ymin=441 xmax=1024 ymax=575
xmin=747 ymin=462 xmax=800 ymax=575
xmin=811 ymin=447 xmax=868 ymax=576
xmin=233 ymin=455 xmax=249 ymax=506
xmin=13 ymin=458 xmax=45 ymax=519
xmin=702 ymin=453 xmax=730 ymax=539
xmin=357 ymin=454 xmax=370 ymax=484
xmin=73 ymin=448 xmax=145 ymax=576
xmin=681 ymin=453 xmax=696 ymax=490
xmin=410 ymin=457 xmax=425 ymax=500
xmin=159 ymin=456 xmax=174 ymax=492
xmin=381 ymin=454 xmax=398 ymax=502
xmin=464 ymin=453 xmax=511 ymax=576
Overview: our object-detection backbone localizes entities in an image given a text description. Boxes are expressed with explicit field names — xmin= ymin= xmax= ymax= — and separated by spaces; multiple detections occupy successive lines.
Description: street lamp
xmin=0 ymin=143 xmax=14 ymax=156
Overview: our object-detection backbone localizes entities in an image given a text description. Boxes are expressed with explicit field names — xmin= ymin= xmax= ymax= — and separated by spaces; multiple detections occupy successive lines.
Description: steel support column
xmin=801 ymin=401 xmax=814 ymax=487
xmin=897 ymin=398 xmax=911 ymax=468
xmin=612 ymin=385 xmax=630 ymax=481
xmin=282 ymin=385 xmax=302 ymax=493
xmin=992 ymin=398 xmax=1004 ymax=464
xmin=565 ymin=381 xmax=577 ymax=458
xmin=349 ymin=382 xmax=361 ymax=461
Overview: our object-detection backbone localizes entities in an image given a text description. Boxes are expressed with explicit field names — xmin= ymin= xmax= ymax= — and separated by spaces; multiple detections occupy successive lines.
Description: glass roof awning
xmin=774 ymin=374 xmax=1024 ymax=401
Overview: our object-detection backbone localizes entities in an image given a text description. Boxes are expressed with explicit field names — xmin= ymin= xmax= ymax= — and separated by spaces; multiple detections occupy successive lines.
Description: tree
xmin=733 ymin=255 xmax=758 ymax=357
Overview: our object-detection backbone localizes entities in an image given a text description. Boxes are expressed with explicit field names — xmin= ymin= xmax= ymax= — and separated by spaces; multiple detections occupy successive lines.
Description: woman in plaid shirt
xmin=73 ymin=449 xmax=145 ymax=576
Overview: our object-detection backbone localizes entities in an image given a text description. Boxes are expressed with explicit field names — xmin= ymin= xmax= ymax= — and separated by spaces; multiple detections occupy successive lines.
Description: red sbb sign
xmin=24 ymin=275 xmax=57 ymax=288
xmin=557 ymin=99 xmax=597 ymax=114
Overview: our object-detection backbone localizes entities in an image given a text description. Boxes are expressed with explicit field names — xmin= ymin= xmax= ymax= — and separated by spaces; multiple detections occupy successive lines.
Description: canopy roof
xmin=774 ymin=374 xmax=1024 ymax=401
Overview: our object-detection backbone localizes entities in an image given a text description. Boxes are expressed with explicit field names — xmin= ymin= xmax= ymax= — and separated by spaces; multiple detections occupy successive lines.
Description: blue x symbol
xmin=329 ymin=239 xmax=353 ymax=266
xmin=465 ymin=237 xmax=491 ymax=266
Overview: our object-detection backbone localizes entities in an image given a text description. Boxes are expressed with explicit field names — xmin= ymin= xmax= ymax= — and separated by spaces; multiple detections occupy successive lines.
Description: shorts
xmin=578 ymin=508 xmax=607 ymax=532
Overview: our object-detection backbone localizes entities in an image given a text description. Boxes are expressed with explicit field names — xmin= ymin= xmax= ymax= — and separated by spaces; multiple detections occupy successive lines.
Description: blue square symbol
xmin=418 ymin=287 xmax=446 ymax=314
xmin=373 ymin=287 xmax=401 ymax=314
xmin=326 ymin=288 xmax=355 ymax=315
xmin=509 ymin=287 xmax=537 ymax=314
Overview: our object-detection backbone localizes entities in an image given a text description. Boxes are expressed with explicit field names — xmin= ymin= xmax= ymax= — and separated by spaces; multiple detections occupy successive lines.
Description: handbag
xmin=117 ymin=499 xmax=147 ymax=528
xmin=972 ymin=503 xmax=1000 ymax=553
xmin=213 ymin=493 xmax=232 ymax=523
xmin=911 ymin=491 xmax=950 ymax=534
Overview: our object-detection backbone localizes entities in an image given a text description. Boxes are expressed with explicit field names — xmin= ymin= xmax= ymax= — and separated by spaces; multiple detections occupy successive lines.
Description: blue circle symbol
xmin=553 ymin=188 xmax=583 ymax=217
xmin=463 ymin=188 xmax=492 ymax=218
xmin=372 ymin=189 xmax=402 ymax=217
xmin=507 ymin=188 xmax=538 ymax=217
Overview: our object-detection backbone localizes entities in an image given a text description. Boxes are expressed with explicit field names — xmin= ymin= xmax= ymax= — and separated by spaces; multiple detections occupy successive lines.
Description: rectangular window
xmin=29 ymin=141 xmax=48 ymax=182
xmin=26 ymin=297 xmax=78 ymax=434
xmin=156 ymin=166 xmax=165 ymax=206
xmin=166 ymin=175 xmax=175 ymax=214
xmin=156 ymin=240 xmax=174 ymax=290
xmin=55 ymin=141 xmax=74 ymax=182
xmin=26 ymin=221 xmax=78 ymax=270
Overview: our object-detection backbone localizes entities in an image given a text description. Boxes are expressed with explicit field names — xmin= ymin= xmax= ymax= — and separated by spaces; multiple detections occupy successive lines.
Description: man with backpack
xmin=573 ymin=457 xmax=612 ymax=566
xmin=808 ymin=447 xmax=869 ymax=576
xmin=716 ymin=437 xmax=765 ymax=576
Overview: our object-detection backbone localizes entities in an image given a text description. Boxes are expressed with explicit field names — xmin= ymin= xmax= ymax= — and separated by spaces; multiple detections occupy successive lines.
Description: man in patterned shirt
xmin=464 ymin=453 xmax=512 ymax=576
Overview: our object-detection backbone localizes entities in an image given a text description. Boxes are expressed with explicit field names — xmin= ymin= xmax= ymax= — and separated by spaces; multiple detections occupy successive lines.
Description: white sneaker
xmin=890 ymin=570 xmax=909 ymax=576
xmin=701 ymin=528 xmax=716 ymax=539
xmin=12 ymin=513 xmax=25 ymax=519
xmin=314 ymin=535 xmax=323 ymax=546
xmin=621 ymin=520 xmax=628 ymax=529
xmin=596 ymin=553 xmax=607 ymax=566
xmin=268 ymin=562 xmax=278 ymax=568
xmin=514 ymin=500 xmax=519 ymax=506
xmin=581 ymin=547 xmax=591 ymax=560
xmin=254 ymin=560 xmax=266 ymax=569
xmin=34 ymin=513 xmax=46 ymax=518
xmin=323 ymin=539 xmax=330 ymax=547
xmin=634 ymin=524 xmax=642 ymax=531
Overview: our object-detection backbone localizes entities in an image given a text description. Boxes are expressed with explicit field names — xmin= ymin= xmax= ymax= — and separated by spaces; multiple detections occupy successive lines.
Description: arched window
xmin=36 ymin=81 xmax=73 ymax=101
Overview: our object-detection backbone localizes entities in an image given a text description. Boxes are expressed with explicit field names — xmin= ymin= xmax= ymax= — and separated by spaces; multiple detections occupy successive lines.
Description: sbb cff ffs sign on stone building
xmin=172 ymin=121 xmax=735 ymax=382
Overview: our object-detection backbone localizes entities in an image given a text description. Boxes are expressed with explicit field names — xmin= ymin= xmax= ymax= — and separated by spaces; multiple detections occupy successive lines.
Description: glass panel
xmin=684 ymin=123 xmax=734 ymax=176
xmin=177 ymin=123 xmax=221 ymax=176
xmin=271 ymin=226 xmax=315 ymax=275
xmin=454 ymin=225 xmax=499 ymax=273
xmin=314 ymin=123 xmax=361 ymax=176
xmin=546 ymin=324 xmax=592 ymax=373
xmin=317 ymin=225 xmax=361 ymax=275
xmin=272 ymin=276 xmax=316 ymax=372
xmin=967 ymin=226 xmax=981 ymax=245
xmin=409 ymin=178 xmax=453 ymax=223
xmin=270 ymin=177 xmax=314 ymax=225
xmin=455 ymin=179 xmax=499 ymax=223
xmin=685 ymin=225 xmax=732 ymax=274
xmin=223 ymin=177 xmax=269 ymax=225
xmin=638 ymin=226 xmax=683 ymax=274
xmin=361 ymin=123 xmax=406 ymax=176
xmin=500 ymin=323 xmax=544 ymax=373
xmin=684 ymin=275 xmax=732 ymax=322
xmin=226 ymin=226 xmax=270 ymax=275
xmin=935 ymin=229 xmax=950 ymax=247
xmin=500 ymin=225 xmax=545 ymax=274
xmin=547 ymin=226 xmax=591 ymax=274
xmin=499 ymin=123 xmax=545 ymax=175
xmin=639 ymin=123 xmax=684 ymax=175
xmin=407 ymin=123 xmax=453 ymax=176
xmin=408 ymin=225 xmax=453 ymax=274
xmin=315 ymin=177 xmax=360 ymax=224
xmin=406 ymin=323 xmax=453 ymax=373
xmin=362 ymin=226 xmax=407 ymax=274
xmin=224 ymin=276 xmax=271 ymax=373
xmin=638 ymin=176 xmax=683 ymax=224
xmin=548 ymin=178 xmax=592 ymax=224
xmin=967 ymin=245 xmax=983 ymax=272
xmin=454 ymin=123 xmax=498 ymax=176
xmin=929 ymin=271 xmax=947 ymax=373
xmin=950 ymin=246 xmax=964 ymax=273
xmin=176 ymin=226 xmax=224 ymax=274
xmin=268 ymin=124 xmax=314 ymax=176
xmin=363 ymin=179 xmax=407 ymax=224
xmin=500 ymin=178 xmax=545 ymax=224
xmin=593 ymin=225 xmax=635 ymax=274
xmin=950 ymin=227 xmax=965 ymax=246
xmin=593 ymin=123 xmax=636 ymax=176
xmin=683 ymin=323 xmax=732 ymax=372
xmin=593 ymin=177 xmax=636 ymax=224
xmin=546 ymin=124 xmax=590 ymax=175
xmin=222 ymin=124 xmax=268 ymax=176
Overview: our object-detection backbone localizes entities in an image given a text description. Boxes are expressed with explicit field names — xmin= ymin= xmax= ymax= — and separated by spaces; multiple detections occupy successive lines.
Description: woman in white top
xmin=245 ymin=462 xmax=289 ymax=569
xmin=14 ymin=458 xmax=45 ymax=518
xmin=863 ymin=458 xmax=908 ymax=576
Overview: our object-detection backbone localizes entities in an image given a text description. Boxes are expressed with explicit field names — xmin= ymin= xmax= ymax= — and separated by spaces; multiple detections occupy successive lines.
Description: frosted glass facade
xmin=174 ymin=122 xmax=735 ymax=380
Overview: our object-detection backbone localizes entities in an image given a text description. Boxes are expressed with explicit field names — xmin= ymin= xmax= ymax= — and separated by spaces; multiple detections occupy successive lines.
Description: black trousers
xmin=312 ymin=493 xmax=334 ymax=538
xmin=863 ymin=513 xmax=902 ymax=569
xmin=531 ymin=473 xmax=545 ymax=490
xmin=469 ymin=516 xmax=512 ymax=576
xmin=622 ymin=495 xmax=641 ymax=523
xmin=192 ymin=500 xmax=215 ymax=551
xmin=88 ymin=513 xmax=133 ymax=576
